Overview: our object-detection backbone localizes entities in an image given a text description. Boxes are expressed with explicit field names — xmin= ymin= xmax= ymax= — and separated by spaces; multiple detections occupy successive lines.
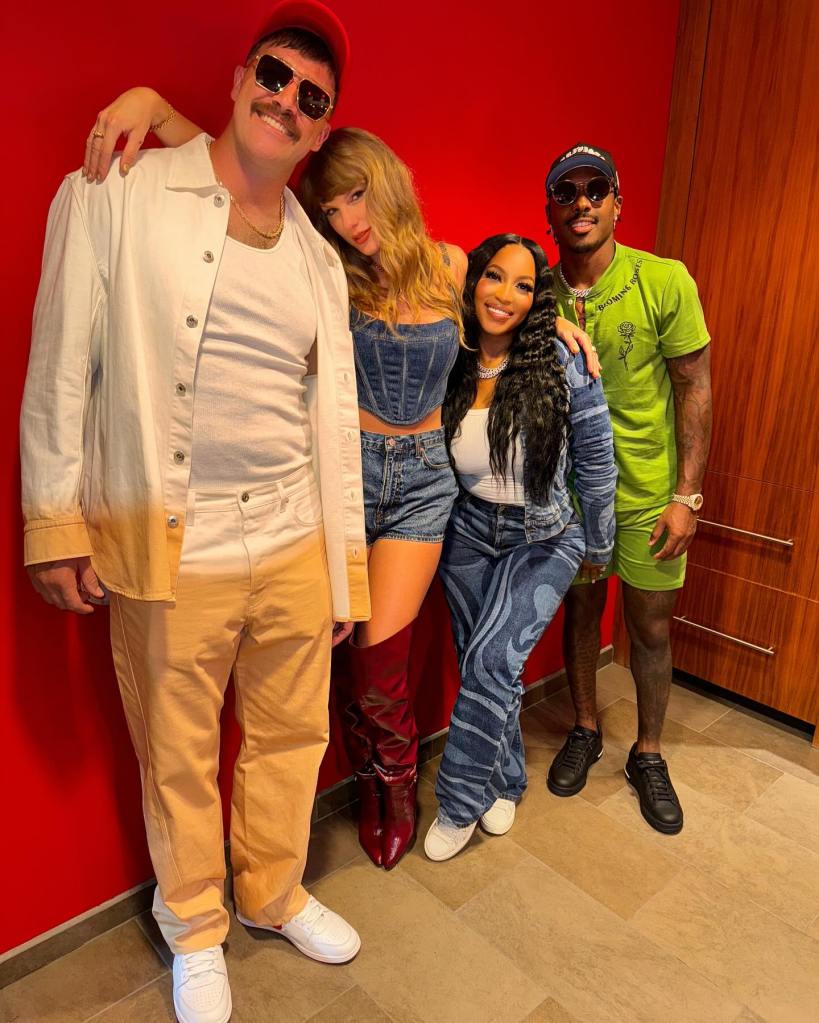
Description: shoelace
xmin=180 ymin=947 xmax=222 ymax=984
xmin=296 ymin=897 xmax=330 ymax=936
xmin=636 ymin=759 xmax=677 ymax=803
xmin=559 ymin=729 xmax=597 ymax=769
xmin=434 ymin=819 xmax=470 ymax=848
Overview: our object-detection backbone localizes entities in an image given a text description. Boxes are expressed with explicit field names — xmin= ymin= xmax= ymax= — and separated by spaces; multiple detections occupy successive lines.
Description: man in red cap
xmin=21 ymin=5 xmax=367 ymax=1021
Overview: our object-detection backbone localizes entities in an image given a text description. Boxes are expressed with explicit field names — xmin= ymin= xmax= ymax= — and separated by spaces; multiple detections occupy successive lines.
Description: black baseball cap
xmin=546 ymin=143 xmax=620 ymax=194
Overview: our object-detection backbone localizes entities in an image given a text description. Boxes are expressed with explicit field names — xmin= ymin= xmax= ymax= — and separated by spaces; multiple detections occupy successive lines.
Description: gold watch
xmin=671 ymin=493 xmax=704 ymax=512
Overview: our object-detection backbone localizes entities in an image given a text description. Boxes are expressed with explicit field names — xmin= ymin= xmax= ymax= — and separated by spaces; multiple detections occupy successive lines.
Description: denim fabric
xmin=435 ymin=493 xmax=585 ymax=827
xmin=351 ymin=311 xmax=460 ymax=426
xmin=360 ymin=428 xmax=459 ymax=545
xmin=518 ymin=342 xmax=617 ymax=563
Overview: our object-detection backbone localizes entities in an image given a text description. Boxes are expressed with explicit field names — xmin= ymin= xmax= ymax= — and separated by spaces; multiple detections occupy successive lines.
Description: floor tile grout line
xmin=301 ymin=979 xmax=360 ymax=1021
xmin=80 ymin=968 xmax=168 ymax=1023
xmin=303 ymin=982 xmax=396 ymax=1022
xmin=639 ymin=859 xmax=818 ymax=946
xmin=696 ymin=704 xmax=733 ymax=731
xmin=453 ymin=850 xmax=734 ymax=1014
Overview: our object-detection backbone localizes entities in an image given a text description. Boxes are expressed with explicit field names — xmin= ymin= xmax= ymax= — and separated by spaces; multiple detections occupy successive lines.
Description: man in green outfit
xmin=544 ymin=143 xmax=712 ymax=834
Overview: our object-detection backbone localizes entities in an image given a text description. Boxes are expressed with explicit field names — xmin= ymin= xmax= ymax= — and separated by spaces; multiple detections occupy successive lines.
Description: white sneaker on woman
xmin=479 ymin=798 xmax=516 ymax=835
xmin=172 ymin=945 xmax=231 ymax=1023
xmin=424 ymin=817 xmax=477 ymax=861
xmin=236 ymin=896 xmax=360 ymax=964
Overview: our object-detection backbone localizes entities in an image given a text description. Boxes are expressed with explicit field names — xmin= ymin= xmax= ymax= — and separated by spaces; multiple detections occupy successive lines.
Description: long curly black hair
xmin=442 ymin=234 xmax=569 ymax=504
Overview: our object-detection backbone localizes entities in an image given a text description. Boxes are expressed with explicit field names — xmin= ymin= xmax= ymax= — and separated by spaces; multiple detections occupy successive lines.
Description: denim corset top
xmin=351 ymin=309 xmax=460 ymax=426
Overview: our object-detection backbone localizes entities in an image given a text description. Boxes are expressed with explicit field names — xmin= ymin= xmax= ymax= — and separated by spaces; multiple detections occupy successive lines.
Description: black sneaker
xmin=547 ymin=725 xmax=603 ymax=797
xmin=624 ymin=744 xmax=684 ymax=834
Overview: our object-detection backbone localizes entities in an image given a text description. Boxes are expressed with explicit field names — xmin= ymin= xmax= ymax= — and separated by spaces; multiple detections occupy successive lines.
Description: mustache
xmin=252 ymin=101 xmax=300 ymax=141
xmin=568 ymin=210 xmax=598 ymax=224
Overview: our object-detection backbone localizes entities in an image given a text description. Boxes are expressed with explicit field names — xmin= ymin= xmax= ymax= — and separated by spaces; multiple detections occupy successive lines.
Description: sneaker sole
xmin=546 ymin=747 xmax=603 ymax=797
xmin=235 ymin=913 xmax=361 ymax=965
xmin=624 ymin=767 xmax=684 ymax=835
xmin=173 ymin=992 xmax=232 ymax=1023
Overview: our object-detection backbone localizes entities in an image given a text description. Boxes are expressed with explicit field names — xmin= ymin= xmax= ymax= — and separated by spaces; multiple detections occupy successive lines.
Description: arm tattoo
xmin=666 ymin=345 xmax=713 ymax=492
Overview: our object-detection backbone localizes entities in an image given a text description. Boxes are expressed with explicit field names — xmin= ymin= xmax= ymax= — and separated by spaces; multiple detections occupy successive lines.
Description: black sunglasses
xmin=252 ymin=53 xmax=334 ymax=121
xmin=550 ymin=176 xmax=615 ymax=206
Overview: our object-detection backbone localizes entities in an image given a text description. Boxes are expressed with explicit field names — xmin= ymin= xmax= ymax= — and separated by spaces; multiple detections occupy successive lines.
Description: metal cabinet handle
xmin=697 ymin=518 xmax=794 ymax=548
xmin=673 ymin=615 xmax=775 ymax=656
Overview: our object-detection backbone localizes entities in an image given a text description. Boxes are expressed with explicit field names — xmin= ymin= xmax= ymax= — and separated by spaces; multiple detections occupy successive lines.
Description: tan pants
xmin=109 ymin=466 xmax=333 ymax=953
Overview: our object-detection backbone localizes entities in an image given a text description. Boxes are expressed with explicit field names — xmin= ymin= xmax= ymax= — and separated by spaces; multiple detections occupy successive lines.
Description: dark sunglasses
xmin=549 ymin=176 xmax=615 ymax=206
xmin=252 ymin=53 xmax=334 ymax=121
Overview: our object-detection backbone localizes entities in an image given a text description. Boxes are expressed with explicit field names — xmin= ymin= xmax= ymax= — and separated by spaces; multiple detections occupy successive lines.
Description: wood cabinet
xmin=630 ymin=0 xmax=819 ymax=740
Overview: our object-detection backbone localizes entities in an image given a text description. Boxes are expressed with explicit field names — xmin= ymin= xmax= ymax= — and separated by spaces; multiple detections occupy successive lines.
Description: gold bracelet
xmin=150 ymin=103 xmax=176 ymax=133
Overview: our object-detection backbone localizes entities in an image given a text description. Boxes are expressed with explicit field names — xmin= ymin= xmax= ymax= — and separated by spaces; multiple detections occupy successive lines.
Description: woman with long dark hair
xmin=424 ymin=235 xmax=617 ymax=861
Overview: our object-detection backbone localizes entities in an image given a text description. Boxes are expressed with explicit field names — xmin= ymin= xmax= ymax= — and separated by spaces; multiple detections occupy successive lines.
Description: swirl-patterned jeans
xmin=436 ymin=492 xmax=585 ymax=828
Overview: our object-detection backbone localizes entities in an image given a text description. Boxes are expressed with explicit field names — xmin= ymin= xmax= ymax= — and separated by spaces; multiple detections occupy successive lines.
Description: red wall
xmin=1 ymin=1 xmax=679 ymax=954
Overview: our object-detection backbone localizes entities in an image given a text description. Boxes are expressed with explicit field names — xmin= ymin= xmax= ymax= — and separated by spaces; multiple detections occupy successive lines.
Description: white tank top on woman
xmin=449 ymin=408 xmax=525 ymax=505
xmin=189 ymin=218 xmax=317 ymax=488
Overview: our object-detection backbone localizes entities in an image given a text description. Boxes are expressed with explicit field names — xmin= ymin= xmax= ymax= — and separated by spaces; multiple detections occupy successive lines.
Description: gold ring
xmin=92 ymin=129 xmax=105 ymax=140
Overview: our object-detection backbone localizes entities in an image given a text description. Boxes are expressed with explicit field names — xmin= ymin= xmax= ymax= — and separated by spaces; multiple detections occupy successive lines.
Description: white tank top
xmin=189 ymin=218 xmax=317 ymax=488
xmin=450 ymin=408 xmax=525 ymax=505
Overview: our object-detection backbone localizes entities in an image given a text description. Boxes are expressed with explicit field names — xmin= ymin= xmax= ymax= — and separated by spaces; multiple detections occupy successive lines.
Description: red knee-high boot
xmin=337 ymin=655 xmax=384 ymax=867
xmin=348 ymin=621 xmax=419 ymax=870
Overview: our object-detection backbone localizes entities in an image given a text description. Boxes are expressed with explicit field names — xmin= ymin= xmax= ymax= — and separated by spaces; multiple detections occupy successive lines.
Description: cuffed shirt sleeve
xmin=20 ymin=176 xmax=104 ymax=565
xmin=564 ymin=349 xmax=617 ymax=564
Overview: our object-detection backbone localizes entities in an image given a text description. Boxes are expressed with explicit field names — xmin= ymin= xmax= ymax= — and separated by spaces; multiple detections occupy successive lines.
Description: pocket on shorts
xmin=291 ymin=481 xmax=323 ymax=527
xmin=420 ymin=441 xmax=451 ymax=470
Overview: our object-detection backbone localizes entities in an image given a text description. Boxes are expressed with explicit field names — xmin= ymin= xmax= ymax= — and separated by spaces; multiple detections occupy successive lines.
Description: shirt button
xmin=176 ymin=383 xmax=187 ymax=396
xmin=186 ymin=315 xmax=198 ymax=328
xmin=214 ymin=194 xmax=225 ymax=208
xmin=203 ymin=250 xmax=214 ymax=263
xmin=346 ymin=429 xmax=356 ymax=442
xmin=342 ymin=372 xmax=351 ymax=383
xmin=167 ymin=515 xmax=179 ymax=528
xmin=352 ymin=546 xmax=359 ymax=558
xmin=174 ymin=450 xmax=185 ymax=464
xmin=241 ymin=491 xmax=250 ymax=503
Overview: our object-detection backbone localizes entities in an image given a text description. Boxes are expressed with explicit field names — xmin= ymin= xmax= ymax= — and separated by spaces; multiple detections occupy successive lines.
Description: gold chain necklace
xmin=207 ymin=141 xmax=285 ymax=242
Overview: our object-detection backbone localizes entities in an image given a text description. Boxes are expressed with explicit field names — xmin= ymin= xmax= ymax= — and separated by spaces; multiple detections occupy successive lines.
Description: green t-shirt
xmin=554 ymin=244 xmax=710 ymax=511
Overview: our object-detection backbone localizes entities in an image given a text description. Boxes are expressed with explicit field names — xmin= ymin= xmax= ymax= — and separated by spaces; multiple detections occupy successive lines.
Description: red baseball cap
xmin=248 ymin=1 xmax=350 ymax=84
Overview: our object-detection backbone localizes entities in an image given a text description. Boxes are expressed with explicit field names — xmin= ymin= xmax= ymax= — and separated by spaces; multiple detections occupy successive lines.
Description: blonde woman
xmin=84 ymin=89 xmax=598 ymax=871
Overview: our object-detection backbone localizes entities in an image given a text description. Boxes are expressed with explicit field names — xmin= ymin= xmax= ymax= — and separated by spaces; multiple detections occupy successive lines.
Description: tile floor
xmin=2 ymin=664 xmax=818 ymax=1023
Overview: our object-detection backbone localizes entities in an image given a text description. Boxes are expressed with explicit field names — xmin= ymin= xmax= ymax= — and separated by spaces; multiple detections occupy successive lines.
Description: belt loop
xmin=415 ymin=433 xmax=422 ymax=458
xmin=276 ymin=479 xmax=289 ymax=513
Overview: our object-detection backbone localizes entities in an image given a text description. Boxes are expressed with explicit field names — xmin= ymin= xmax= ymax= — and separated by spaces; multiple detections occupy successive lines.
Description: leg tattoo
xmin=563 ymin=584 xmax=609 ymax=730
xmin=622 ymin=586 xmax=679 ymax=753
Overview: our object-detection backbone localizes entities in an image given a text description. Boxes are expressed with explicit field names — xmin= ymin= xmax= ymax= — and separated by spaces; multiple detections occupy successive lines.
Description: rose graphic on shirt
xmin=617 ymin=321 xmax=636 ymax=370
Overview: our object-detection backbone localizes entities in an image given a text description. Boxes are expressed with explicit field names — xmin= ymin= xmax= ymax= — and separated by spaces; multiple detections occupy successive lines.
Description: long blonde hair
xmin=299 ymin=128 xmax=463 ymax=337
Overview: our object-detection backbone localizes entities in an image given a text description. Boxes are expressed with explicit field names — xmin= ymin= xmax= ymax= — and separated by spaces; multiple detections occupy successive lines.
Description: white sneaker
xmin=236 ymin=896 xmax=360 ymax=964
xmin=172 ymin=945 xmax=231 ymax=1023
xmin=479 ymin=798 xmax=516 ymax=835
xmin=424 ymin=817 xmax=477 ymax=861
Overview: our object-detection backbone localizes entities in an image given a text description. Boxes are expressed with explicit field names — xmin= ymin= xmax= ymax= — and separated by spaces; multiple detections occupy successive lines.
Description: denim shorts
xmin=360 ymin=427 xmax=459 ymax=545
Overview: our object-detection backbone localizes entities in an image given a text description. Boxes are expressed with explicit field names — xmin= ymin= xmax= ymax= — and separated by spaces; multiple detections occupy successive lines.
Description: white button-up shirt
xmin=21 ymin=134 xmax=370 ymax=621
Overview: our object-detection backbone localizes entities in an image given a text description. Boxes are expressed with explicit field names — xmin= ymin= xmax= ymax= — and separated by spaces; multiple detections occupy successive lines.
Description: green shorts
xmin=573 ymin=503 xmax=686 ymax=591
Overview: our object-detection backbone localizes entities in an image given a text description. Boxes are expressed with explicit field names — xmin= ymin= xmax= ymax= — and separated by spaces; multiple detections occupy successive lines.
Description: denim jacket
xmin=520 ymin=342 xmax=617 ymax=563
